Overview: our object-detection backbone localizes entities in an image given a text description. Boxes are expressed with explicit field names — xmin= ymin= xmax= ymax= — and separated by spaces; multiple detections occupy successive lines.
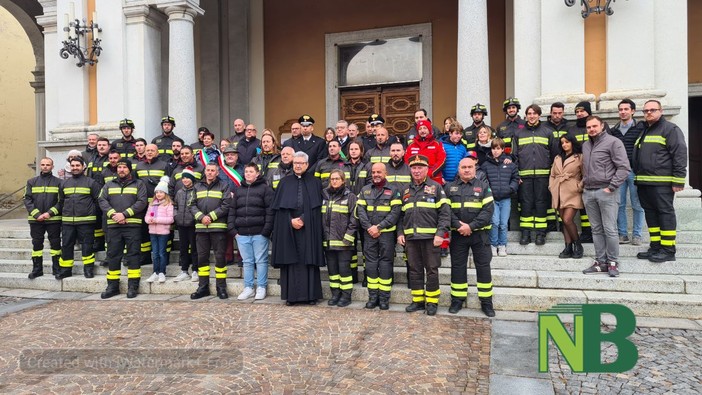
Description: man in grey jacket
xmin=581 ymin=116 xmax=631 ymax=277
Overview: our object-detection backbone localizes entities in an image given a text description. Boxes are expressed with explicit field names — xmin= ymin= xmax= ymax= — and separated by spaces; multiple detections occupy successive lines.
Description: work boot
xmin=378 ymin=291 xmax=391 ymax=310
xmin=327 ymin=288 xmax=341 ymax=306
xmin=51 ymin=255 xmax=60 ymax=275
xmin=535 ymin=232 xmax=546 ymax=246
xmin=191 ymin=276 xmax=211 ymax=299
xmin=649 ymin=251 xmax=676 ymax=263
xmin=83 ymin=264 xmax=94 ymax=279
xmin=546 ymin=221 xmax=558 ymax=232
xmin=448 ymin=299 xmax=463 ymax=314
xmin=100 ymin=279 xmax=120 ymax=299
xmin=28 ymin=257 xmax=44 ymax=279
xmin=365 ymin=289 xmax=379 ymax=309
xmin=405 ymin=301 xmax=425 ymax=313
xmin=54 ymin=265 xmax=73 ymax=280
xmin=425 ymin=303 xmax=438 ymax=316
xmin=579 ymin=228 xmax=593 ymax=243
xmin=636 ymin=248 xmax=660 ymax=260
xmin=571 ymin=241 xmax=584 ymax=259
xmin=126 ymin=278 xmax=139 ymax=298
xmin=558 ymin=243 xmax=573 ymax=259
xmin=337 ymin=290 xmax=352 ymax=308
xmin=216 ymin=278 xmax=228 ymax=299
xmin=480 ymin=297 xmax=496 ymax=317
xmin=519 ymin=231 xmax=531 ymax=245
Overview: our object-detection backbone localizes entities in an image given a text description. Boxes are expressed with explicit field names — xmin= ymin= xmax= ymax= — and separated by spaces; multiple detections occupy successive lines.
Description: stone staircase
xmin=0 ymin=217 xmax=701 ymax=319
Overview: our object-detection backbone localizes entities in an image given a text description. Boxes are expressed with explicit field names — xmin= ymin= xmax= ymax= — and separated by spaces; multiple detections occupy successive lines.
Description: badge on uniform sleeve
xmin=449 ymin=186 xmax=458 ymax=192
xmin=383 ymin=190 xmax=392 ymax=195
xmin=474 ymin=187 xmax=482 ymax=193
xmin=424 ymin=185 xmax=436 ymax=195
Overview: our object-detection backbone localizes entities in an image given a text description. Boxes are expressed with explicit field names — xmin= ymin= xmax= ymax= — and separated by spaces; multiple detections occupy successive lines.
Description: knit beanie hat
xmin=181 ymin=167 xmax=196 ymax=182
xmin=155 ymin=176 xmax=170 ymax=194
xmin=416 ymin=119 xmax=432 ymax=132
xmin=575 ymin=101 xmax=592 ymax=116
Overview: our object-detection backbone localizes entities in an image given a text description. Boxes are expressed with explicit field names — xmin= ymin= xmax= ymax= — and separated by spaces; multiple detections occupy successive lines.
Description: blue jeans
xmin=236 ymin=234 xmax=270 ymax=288
xmin=150 ymin=234 xmax=169 ymax=274
xmin=490 ymin=198 xmax=511 ymax=246
xmin=617 ymin=171 xmax=644 ymax=238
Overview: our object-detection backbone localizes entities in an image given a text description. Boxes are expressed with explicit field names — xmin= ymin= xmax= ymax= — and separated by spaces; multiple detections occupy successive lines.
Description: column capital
xmin=36 ymin=0 xmax=57 ymax=32
xmin=124 ymin=4 xmax=168 ymax=28
xmin=30 ymin=68 xmax=46 ymax=94
xmin=156 ymin=0 xmax=204 ymax=18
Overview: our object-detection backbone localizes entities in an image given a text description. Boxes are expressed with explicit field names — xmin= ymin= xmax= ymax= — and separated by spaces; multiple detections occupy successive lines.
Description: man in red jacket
xmin=405 ymin=120 xmax=447 ymax=184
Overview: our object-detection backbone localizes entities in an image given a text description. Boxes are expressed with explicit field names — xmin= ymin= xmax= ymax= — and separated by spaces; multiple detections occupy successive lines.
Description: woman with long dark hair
xmin=549 ymin=134 xmax=585 ymax=259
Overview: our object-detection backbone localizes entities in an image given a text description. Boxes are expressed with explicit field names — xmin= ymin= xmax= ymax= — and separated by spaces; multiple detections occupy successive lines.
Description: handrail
xmin=0 ymin=185 xmax=26 ymax=219
xmin=0 ymin=185 xmax=25 ymax=206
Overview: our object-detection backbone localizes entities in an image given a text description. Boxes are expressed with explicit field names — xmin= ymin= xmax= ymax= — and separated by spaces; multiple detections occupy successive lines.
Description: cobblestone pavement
xmin=548 ymin=326 xmax=702 ymax=395
xmin=0 ymin=297 xmax=491 ymax=394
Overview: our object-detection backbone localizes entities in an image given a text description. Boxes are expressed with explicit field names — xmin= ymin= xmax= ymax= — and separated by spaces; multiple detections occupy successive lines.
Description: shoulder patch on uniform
xmin=424 ymin=185 xmax=436 ymax=195
xmin=449 ymin=186 xmax=459 ymax=192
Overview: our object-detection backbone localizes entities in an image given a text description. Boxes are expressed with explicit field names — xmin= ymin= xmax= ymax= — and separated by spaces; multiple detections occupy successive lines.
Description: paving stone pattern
xmin=548 ymin=326 xmax=702 ymax=395
xmin=0 ymin=300 xmax=491 ymax=394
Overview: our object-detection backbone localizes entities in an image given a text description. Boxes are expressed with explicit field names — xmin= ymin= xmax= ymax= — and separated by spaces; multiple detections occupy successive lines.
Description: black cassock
xmin=271 ymin=170 xmax=325 ymax=302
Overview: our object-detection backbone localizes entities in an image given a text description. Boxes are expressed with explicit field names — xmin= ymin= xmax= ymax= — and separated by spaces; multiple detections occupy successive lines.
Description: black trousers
xmin=140 ymin=222 xmax=152 ymax=264
xmin=449 ymin=230 xmax=493 ymax=301
xmin=106 ymin=226 xmax=142 ymax=282
xmin=518 ymin=177 xmax=549 ymax=233
xmin=406 ymin=238 xmax=441 ymax=304
xmin=177 ymin=226 xmax=198 ymax=271
xmin=93 ymin=209 xmax=105 ymax=252
xmin=61 ymin=224 xmax=95 ymax=267
xmin=196 ymin=232 xmax=227 ymax=280
xmin=638 ymin=185 xmax=676 ymax=253
xmin=363 ymin=232 xmax=395 ymax=292
xmin=30 ymin=222 xmax=61 ymax=258
xmin=326 ymin=249 xmax=353 ymax=291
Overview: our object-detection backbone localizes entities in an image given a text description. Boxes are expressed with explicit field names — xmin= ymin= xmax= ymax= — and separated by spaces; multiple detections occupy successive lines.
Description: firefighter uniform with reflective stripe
xmin=314 ymin=156 xmax=347 ymax=189
xmin=58 ymin=172 xmax=101 ymax=277
xmin=24 ymin=171 xmax=62 ymax=277
xmin=344 ymin=158 xmax=371 ymax=280
xmin=110 ymin=138 xmax=137 ymax=157
xmin=445 ymin=176 xmax=495 ymax=307
xmin=98 ymin=175 xmax=148 ymax=295
xmin=252 ymin=152 xmax=281 ymax=179
xmin=321 ymin=186 xmax=358 ymax=303
xmin=633 ymin=117 xmax=687 ymax=256
xmin=365 ymin=143 xmax=392 ymax=164
xmin=152 ymin=133 xmax=183 ymax=158
xmin=399 ymin=177 xmax=451 ymax=307
xmin=356 ymin=182 xmax=402 ymax=307
xmin=495 ymin=116 xmax=525 ymax=157
xmin=87 ymin=154 xmax=109 ymax=183
xmin=512 ymin=121 xmax=554 ymax=236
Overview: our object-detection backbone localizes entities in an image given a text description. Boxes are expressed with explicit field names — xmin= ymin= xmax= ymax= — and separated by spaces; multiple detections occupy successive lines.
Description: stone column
xmin=510 ymin=0 xmax=541 ymax=107
xmin=164 ymin=5 xmax=203 ymax=144
xmin=30 ymin=68 xmax=46 ymax=173
xmin=456 ymin=0 xmax=491 ymax=125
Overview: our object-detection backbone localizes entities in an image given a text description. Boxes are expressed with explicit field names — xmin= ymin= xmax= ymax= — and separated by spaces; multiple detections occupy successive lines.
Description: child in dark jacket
xmin=482 ymin=138 xmax=519 ymax=256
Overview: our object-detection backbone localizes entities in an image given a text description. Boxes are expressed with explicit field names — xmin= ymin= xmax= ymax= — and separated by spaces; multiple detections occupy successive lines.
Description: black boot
xmin=83 ymin=264 xmax=95 ymax=278
xmin=519 ymin=230 xmax=531 ymax=245
xmin=571 ymin=241 xmax=584 ymax=259
xmin=126 ymin=278 xmax=139 ymax=298
xmin=191 ymin=276 xmax=211 ymax=299
xmin=425 ymin=303 xmax=438 ymax=316
xmin=558 ymin=243 xmax=573 ymax=259
xmin=405 ymin=301 xmax=425 ymax=312
xmin=480 ymin=297 xmax=496 ymax=317
xmin=54 ymin=265 xmax=72 ymax=280
xmin=365 ymin=289 xmax=379 ymax=309
xmin=535 ymin=232 xmax=546 ymax=246
xmin=337 ymin=289 xmax=352 ymax=307
xmin=637 ymin=247 xmax=660 ymax=260
xmin=579 ymin=228 xmax=593 ymax=243
xmin=216 ymin=278 xmax=228 ymax=299
xmin=378 ymin=291 xmax=390 ymax=310
xmin=448 ymin=299 xmax=463 ymax=314
xmin=28 ymin=257 xmax=44 ymax=279
xmin=100 ymin=279 xmax=120 ymax=299
xmin=328 ymin=288 xmax=341 ymax=306
xmin=51 ymin=255 xmax=60 ymax=275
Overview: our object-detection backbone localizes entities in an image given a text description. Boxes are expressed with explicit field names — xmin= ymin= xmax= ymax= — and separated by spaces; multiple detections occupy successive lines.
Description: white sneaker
xmin=173 ymin=271 xmax=190 ymax=282
xmin=498 ymin=245 xmax=508 ymax=257
xmin=237 ymin=287 xmax=255 ymax=300
xmin=146 ymin=272 xmax=158 ymax=283
xmin=255 ymin=287 xmax=266 ymax=300
xmin=158 ymin=273 xmax=166 ymax=283
xmin=191 ymin=272 xmax=199 ymax=282
xmin=491 ymin=246 xmax=498 ymax=257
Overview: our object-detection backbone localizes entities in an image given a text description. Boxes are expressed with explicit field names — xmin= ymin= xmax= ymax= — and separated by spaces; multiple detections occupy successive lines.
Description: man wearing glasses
xmin=237 ymin=124 xmax=261 ymax=165
xmin=632 ymin=100 xmax=688 ymax=263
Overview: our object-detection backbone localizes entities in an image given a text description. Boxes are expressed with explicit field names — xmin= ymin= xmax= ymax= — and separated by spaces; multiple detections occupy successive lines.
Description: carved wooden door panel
xmin=340 ymin=85 xmax=419 ymax=136
xmin=340 ymin=89 xmax=380 ymax=135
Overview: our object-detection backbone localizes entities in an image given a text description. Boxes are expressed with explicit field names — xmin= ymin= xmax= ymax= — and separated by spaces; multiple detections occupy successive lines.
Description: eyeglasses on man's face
xmin=642 ymin=108 xmax=661 ymax=114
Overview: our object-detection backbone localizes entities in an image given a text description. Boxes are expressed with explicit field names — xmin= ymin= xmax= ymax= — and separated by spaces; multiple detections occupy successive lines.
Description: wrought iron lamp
xmin=565 ymin=0 xmax=615 ymax=19
xmin=60 ymin=5 xmax=102 ymax=67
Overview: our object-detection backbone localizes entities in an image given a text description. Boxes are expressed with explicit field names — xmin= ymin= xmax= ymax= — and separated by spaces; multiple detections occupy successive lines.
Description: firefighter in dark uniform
xmin=495 ymin=97 xmax=525 ymax=157
xmin=364 ymin=125 xmax=393 ymax=164
xmin=168 ymin=145 xmax=204 ymax=197
xmin=24 ymin=157 xmax=62 ymax=279
xmin=136 ymin=143 xmax=169 ymax=265
xmin=542 ymin=102 xmax=570 ymax=232
xmin=56 ymin=157 xmax=101 ymax=279
xmin=87 ymin=137 xmax=110 ymax=254
xmin=94 ymin=150 xmax=123 ymax=265
xmin=445 ymin=155 xmax=496 ymax=317
xmin=633 ymin=100 xmax=688 ymax=263
xmin=356 ymin=162 xmax=402 ymax=310
xmin=111 ymin=118 xmax=137 ymax=157
xmin=152 ymin=115 xmax=184 ymax=158
xmin=190 ymin=162 xmax=232 ymax=300
xmin=314 ymin=140 xmax=346 ymax=189
xmin=463 ymin=103 xmax=496 ymax=147
xmin=386 ymin=142 xmax=412 ymax=287
xmin=397 ymin=154 xmax=451 ymax=316
xmin=98 ymin=158 xmax=148 ymax=299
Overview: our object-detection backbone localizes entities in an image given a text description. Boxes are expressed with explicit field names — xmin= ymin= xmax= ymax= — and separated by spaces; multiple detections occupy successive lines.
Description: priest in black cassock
xmin=271 ymin=151 xmax=325 ymax=305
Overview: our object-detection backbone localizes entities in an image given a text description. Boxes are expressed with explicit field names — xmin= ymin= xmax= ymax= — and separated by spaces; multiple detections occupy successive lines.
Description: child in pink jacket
xmin=145 ymin=177 xmax=174 ymax=283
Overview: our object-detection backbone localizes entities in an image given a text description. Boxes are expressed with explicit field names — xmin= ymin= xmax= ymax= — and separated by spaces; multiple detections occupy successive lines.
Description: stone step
xmin=489 ymin=255 xmax=702 ymax=276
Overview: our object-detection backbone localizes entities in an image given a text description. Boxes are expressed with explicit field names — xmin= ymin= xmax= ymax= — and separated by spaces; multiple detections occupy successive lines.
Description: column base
xmin=675 ymin=188 xmax=702 ymax=231
xmin=598 ymin=89 xmax=667 ymax=112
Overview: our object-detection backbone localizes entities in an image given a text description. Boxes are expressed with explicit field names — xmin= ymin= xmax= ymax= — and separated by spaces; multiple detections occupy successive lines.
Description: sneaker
xmin=582 ymin=261 xmax=608 ymax=274
xmin=498 ymin=245 xmax=507 ymax=257
xmin=173 ymin=271 xmax=190 ymax=282
xmin=619 ymin=235 xmax=630 ymax=244
xmin=255 ymin=287 xmax=267 ymax=300
xmin=191 ymin=271 xmax=199 ymax=282
xmin=146 ymin=272 xmax=158 ymax=283
xmin=237 ymin=287 xmax=255 ymax=300
xmin=631 ymin=236 xmax=642 ymax=246
xmin=158 ymin=273 xmax=166 ymax=283
xmin=491 ymin=246 xmax=498 ymax=257
xmin=607 ymin=261 xmax=620 ymax=277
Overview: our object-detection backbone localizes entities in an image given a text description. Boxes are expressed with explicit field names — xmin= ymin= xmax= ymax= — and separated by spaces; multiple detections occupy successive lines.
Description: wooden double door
xmin=340 ymin=85 xmax=419 ymax=136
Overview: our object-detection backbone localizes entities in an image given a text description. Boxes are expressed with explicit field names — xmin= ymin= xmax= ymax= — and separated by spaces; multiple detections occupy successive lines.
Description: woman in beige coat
xmin=549 ymin=134 xmax=584 ymax=259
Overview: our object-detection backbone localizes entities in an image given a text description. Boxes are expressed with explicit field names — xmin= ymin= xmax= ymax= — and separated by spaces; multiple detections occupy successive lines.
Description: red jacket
xmin=405 ymin=134 xmax=447 ymax=184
